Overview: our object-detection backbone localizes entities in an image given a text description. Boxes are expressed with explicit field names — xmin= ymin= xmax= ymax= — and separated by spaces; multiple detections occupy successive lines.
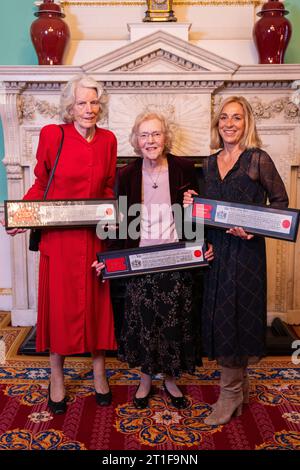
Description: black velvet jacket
xmin=114 ymin=154 xmax=199 ymax=249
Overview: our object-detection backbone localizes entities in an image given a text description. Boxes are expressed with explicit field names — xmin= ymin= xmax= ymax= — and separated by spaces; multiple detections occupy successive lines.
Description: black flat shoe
xmin=133 ymin=385 xmax=152 ymax=410
xmin=95 ymin=386 xmax=112 ymax=406
xmin=163 ymin=382 xmax=188 ymax=409
xmin=48 ymin=383 xmax=67 ymax=415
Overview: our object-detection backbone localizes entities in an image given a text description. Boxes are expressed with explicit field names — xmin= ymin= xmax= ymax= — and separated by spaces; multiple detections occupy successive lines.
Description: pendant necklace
xmin=144 ymin=164 xmax=163 ymax=189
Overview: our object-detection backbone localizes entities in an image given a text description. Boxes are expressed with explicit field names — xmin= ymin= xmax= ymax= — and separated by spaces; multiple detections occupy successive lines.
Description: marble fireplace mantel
xmin=0 ymin=30 xmax=299 ymax=326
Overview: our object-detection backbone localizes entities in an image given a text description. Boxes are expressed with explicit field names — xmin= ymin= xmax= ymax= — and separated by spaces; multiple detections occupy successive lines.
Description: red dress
xmin=24 ymin=123 xmax=117 ymax=354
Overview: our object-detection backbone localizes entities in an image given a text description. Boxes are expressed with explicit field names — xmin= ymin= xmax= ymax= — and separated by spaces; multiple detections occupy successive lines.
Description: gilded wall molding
xmin=61 ymin=1 xmax=262 ymax=6
xmin=0 ymin=288 xmax=12 ymax=296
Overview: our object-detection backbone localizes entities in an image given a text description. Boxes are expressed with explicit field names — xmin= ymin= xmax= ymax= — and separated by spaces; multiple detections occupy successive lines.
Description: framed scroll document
xmin=4 ymin=199 xmax=117 ymax=229
xmin=187 ymin=197 xmax=299 ymax=242
xmin=97 ymin=241 xmax=209 ymax=279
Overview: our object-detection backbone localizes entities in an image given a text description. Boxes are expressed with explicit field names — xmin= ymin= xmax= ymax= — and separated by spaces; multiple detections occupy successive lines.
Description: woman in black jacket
xmin=95 ymin=111 xmax=213 ymax=409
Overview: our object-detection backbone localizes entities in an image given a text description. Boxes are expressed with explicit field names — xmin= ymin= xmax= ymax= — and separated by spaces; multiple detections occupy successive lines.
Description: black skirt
xmin=118 ymin=270 xmax=202 ymax=376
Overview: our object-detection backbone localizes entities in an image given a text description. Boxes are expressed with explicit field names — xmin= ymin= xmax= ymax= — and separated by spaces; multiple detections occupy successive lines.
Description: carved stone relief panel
xmin=112 ymin=49 xmax=208 ymax=73
xmin=21 ymin=127 xmax=42 ymax=192
xmin=108 ymin=93 xmax=212 ymax=156
xmin=21 ymin=127 xmax=41 ymax=164
xmin=212 ymin=93 xmax=300 ymax=125
xmin=18 ymin=93 xmax=61 ymax=126
xmin=250 ymin=96 xmax=300 ymax=124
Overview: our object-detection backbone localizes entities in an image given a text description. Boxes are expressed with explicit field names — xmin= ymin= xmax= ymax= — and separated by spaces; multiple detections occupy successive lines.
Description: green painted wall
xmin=285 ymin=0 xmax=300 ymax=64
xmin=0 ymin=0 xmax=37 ymax=201
xmin=0 ymin=0 xmax=299 ymax=202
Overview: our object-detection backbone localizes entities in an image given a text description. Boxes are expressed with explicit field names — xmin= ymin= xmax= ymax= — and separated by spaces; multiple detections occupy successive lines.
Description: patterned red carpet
xmin=0 ymin=314 xmax=300 ymax=451
xmin=1 ymin=362 xmax=300 ymax=450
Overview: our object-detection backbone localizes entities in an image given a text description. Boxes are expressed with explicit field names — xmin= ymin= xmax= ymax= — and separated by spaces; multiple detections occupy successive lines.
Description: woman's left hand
xmin=226 ymin=226 xmax=254 ymax=240
xmin=204 ymin=243 xmax=214 ymax=261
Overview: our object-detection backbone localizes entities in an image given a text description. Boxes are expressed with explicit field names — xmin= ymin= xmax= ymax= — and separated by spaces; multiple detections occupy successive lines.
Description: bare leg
xmin=164 ymin=375 xmax=183 ymax=397
xmin=92 ymin=350 xmax=110 ymax=394
xmin=49 ymin=352 xmax=65 ymax=401
xmin=136 ymin=372 xmax=152 ymax=398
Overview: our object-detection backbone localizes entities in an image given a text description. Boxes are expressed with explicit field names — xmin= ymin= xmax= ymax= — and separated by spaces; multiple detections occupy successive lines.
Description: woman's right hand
xmin=91 ymin=260 xmax=106 ymax=282
xmin=0 ymin=218 xmax=27 ymax=236
xmin=183 ymin=189 xmax=198 ymax=207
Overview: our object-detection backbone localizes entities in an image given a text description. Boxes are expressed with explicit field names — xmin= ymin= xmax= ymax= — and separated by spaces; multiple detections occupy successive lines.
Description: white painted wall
xmin=0 ymin=204 xmax=12 ymax=310
xmin=63 ymin=3 xmax=260 ymax=66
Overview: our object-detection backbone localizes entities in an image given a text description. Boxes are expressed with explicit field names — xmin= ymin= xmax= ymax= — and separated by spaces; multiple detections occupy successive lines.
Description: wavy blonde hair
xmin=60 ymin=74 xmax=106 ymax=123
xmin=211 ymin=96 xmax=262 ymax=150
xmin=129 ymin=111 xmax=173 ymax=156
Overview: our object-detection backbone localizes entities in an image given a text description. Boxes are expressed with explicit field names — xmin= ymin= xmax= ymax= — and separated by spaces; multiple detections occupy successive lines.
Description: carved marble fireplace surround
xmin=0 ymin=30 xmax=300 ymax=326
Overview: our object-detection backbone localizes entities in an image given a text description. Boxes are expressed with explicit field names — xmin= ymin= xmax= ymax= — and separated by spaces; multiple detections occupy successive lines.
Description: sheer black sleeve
xmin=248 ymin=149 xmax=289 ymax=209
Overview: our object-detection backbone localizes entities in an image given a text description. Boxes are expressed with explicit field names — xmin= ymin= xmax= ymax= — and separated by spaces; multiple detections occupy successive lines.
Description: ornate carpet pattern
xmin=0 ymin=314 xmax=300 ymax=450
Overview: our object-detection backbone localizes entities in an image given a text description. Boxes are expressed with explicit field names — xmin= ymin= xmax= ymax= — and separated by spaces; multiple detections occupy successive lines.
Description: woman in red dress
xmin=8 ymin=75 xmax=117 ymax=413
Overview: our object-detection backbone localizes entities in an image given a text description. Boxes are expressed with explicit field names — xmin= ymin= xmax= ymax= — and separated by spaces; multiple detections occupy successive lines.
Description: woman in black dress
xmin=95 ymin=111 xmax=213 ymax=409
xmin=184 ymin=96 xmax=288 ymax=425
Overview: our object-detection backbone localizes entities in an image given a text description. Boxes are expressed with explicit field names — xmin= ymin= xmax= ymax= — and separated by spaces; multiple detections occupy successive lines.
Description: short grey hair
xmin=60 ymin=74 xmax=106 ymax=123
xmin=129 ymin=111 xmax=173 ymax=156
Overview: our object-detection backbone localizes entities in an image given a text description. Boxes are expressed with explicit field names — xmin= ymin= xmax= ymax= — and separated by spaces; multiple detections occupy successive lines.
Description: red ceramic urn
xmin=253 ymin=0 xmax=292 ymax=64
xmin=30 ymin=0 xmax=70 ymax=65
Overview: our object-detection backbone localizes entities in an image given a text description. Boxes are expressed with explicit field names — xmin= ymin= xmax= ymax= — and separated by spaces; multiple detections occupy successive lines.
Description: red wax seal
xmin=282 ymin=219 xmax=291 ymax=229
xmin=194 ymin=250 xmax=202 ymax=257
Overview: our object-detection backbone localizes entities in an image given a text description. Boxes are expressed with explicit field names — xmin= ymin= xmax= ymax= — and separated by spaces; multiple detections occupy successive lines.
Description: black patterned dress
xmin=117 ymin=155 xmax=202 ymax=377
xmin=202 ymin=148 xmax=288 ymax=367
xmin=118 ymin=270 xmax=202 ymax=376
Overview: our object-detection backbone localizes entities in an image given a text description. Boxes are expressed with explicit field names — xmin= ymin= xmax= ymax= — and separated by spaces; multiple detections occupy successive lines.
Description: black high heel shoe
xmin=95 ymin=379 xmax=112 ymax=406
xmin=163 ymin=381 xmax=188 ymax=409
xmin=48 ymin=383 xmax=67 ymax=415
xmin=133 ymin=385 xmax=152 ymax=409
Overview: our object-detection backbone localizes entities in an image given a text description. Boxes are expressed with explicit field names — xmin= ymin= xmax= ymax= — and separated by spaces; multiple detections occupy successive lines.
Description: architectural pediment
xmin=82 ymin=30 xmax=239 ymax=75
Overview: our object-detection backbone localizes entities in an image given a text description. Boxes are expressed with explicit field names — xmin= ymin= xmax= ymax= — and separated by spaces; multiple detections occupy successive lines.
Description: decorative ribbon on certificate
xmin=4 ymin=199 xmax=117 ymax=229
xmin=187 ymin=197 xmax=300 ymax=242
xmin=97 ymin=241 xmax=209 ymax=279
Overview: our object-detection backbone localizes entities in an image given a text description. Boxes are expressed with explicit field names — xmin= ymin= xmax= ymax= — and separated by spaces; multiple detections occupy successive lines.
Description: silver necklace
xmin=143 ymin=165 xmax=163 ymax=189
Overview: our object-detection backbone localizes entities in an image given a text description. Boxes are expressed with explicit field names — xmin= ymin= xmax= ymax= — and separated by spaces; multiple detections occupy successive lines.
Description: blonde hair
xmin=129 ymin=111 xmax=173 ymax=156
xmin=60 ymin=74 xmax=106 ymax=123
xmin=211 ymin=96 xmax=262 ymax=150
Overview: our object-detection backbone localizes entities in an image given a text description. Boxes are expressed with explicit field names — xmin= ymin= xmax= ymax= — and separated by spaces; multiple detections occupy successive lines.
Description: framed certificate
xmin=97 ymin=241 xmax=209 ymax=279
xmin=4 ymin=199 xmax=118 ymax=229
xmin=186 ymin=197 xmax=300 ymax=242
